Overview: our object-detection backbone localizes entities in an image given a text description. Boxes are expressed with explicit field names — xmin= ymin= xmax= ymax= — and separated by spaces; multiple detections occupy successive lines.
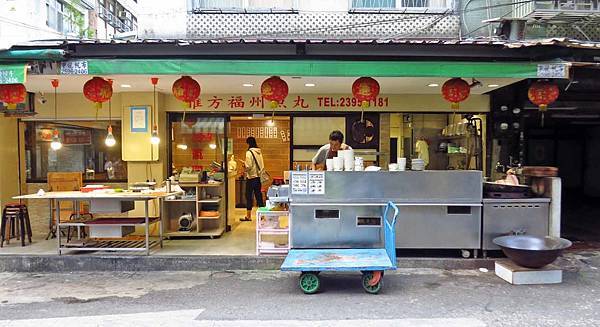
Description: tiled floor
xmin=0 ymin=209 xmax=258 ymax=256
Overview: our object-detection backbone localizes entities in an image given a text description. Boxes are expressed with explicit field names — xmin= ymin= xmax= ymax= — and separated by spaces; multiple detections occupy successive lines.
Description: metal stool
xmin=1 ymin=203 xmax=32 ymax=247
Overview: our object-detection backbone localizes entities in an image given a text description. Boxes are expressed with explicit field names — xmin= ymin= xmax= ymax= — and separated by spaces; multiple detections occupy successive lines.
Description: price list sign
xmin=308 ymin=171 xmax=325 ymax=195
xmin=291 ymin=171 xmax=308 ymax=195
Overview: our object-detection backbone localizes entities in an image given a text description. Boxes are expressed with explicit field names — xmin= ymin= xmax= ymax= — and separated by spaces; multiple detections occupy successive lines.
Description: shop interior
xmin=3 ymin=109 xmax=488 ymax=256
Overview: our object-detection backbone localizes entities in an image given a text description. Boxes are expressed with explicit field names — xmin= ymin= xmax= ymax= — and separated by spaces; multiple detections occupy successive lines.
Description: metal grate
xmin=186 ymin=12 xmax=460 ymax=39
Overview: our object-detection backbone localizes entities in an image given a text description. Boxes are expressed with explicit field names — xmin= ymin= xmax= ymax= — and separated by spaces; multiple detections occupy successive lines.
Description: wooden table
xmin=14 ymin=191 xmax=176 ymax=255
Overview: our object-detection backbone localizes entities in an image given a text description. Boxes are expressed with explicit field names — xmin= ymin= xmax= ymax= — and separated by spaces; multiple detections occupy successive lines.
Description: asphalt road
xmin=0 ymin=252 xmax=598 ymax=326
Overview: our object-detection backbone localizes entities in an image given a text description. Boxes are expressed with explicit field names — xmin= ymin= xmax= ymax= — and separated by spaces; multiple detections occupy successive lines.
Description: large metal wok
xmin=493 ymin=235 xmax=572 ymax=268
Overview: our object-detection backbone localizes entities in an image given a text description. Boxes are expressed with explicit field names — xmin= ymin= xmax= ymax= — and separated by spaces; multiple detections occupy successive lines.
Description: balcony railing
xmin=512 ymin=0 xmax=600 ymax=20
xmin=350 ymin=0 xmax=453 ymax=11
xmin=97 ymin=5 xmax=137 ymax=33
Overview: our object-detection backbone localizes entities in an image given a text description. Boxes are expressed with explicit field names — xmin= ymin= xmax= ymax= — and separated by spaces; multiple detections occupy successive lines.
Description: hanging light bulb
xmin=209 ymin=143 xmax=217 ymax=150
xmin=176 ymin=143 xmax=188 ymax=150
xmin=50 ymin=79 xmax=62 ymax=150
xmin=105 ymin=125 xmax=116 ymax=147
xmin=50 ymin=129 xmax=62 ymax=150
xmin=150 ymin=126 xmax=160 ymax=145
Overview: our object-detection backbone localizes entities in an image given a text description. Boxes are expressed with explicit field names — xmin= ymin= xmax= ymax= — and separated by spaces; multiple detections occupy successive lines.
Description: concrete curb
xmin=0 ymin=255 xmax=495 ymax=272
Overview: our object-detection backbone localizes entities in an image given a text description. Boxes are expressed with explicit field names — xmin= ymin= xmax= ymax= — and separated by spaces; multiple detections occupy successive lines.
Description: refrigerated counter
xmin=289 ymin=170 xmax=483 ymax=257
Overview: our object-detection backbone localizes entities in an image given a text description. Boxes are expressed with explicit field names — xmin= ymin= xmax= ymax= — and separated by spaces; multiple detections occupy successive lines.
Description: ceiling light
xmin=427 ymin=83 xmax=439 ymax=87
xmin=247 ymin=116 xmax=252 ymax=120
xmin=304 ymin=83 xmax=316 ymax=87
xmin=242 ymin=83 xmax=254 ymax=87
xmin=121 ymin=84 xmax=131 ymax=88
xmin=50 ymin=129 xmax=62 ymax=150
xmin=209 ymin=143 xmax=217 ymax=149
xmin=150 ymin=127 xmax=160 ymax=145
xmin=176 ymin=143 xmax=188 ymax=150
xmin=105 ymin=125 xmax=116 ymax=147
xmin=487 ymin=84 xmax=500 ymax=88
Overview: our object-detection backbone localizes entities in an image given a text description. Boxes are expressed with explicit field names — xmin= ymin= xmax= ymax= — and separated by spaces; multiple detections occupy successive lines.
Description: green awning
xmin=0 ymin=63 xmax=27 ymax=84
xmin=78 ymin=59 xmax=568 ymax=79
xmin=0 ymin=49 xmax=66 ymax=61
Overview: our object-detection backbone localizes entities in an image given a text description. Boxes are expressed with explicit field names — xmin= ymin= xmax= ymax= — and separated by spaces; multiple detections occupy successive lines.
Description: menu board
xmin=308 ymin=171 xmax=325 ymax=195
xmin=291 ymin=171 xmax=308 ymax=194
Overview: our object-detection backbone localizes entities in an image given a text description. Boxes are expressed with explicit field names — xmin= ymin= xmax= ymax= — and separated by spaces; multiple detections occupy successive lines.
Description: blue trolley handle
xmin=383 ymin=201 xmax=399 ymax=268
xmin=383 ymin=201 xmax=399 ymax=228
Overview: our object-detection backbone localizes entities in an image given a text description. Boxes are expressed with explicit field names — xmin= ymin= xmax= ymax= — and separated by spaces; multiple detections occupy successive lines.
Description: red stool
xmin=1 ymin=203 xmax=32 ymax=247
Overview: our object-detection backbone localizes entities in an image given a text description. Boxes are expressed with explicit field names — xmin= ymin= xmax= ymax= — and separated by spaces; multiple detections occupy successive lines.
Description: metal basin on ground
xmin=493 ymin=235 xmax=572 ymax=269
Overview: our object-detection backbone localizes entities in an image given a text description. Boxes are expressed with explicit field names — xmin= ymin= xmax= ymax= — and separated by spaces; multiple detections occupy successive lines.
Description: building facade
xmin=0 ymin=0 xmax=138 ymax=49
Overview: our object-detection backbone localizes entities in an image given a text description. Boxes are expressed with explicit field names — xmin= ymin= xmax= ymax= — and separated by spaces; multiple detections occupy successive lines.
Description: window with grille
xmin=351 ymin=0 xmax=451 ymax=9
xmin=191 ymin=0 xmax=296 ymax=12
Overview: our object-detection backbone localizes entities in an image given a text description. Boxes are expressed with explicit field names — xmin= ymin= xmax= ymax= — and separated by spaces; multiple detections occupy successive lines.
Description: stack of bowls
xmin=411 ymin=159 xmax=425 ymax=171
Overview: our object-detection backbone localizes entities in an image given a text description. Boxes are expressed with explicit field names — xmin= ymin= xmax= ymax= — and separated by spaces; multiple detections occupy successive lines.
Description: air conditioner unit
xmin=117 ymin=11 xmax=127 ymax=19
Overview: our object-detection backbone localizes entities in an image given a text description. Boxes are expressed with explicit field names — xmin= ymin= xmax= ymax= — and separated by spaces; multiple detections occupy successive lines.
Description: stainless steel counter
xmin=482 ymin=198 xmax=551 ymax=251
xmin=289 ymin=171 xmax=483 ymax=253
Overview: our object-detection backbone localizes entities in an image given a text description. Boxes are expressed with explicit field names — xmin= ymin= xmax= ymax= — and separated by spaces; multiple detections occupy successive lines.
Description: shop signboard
xmin=176 ymin=93 xmax=491 ymax=113
xmin=190 ymin=95 xmax=391 ymax=111
xmin=63 ymin=130 xmax=92 ymax=145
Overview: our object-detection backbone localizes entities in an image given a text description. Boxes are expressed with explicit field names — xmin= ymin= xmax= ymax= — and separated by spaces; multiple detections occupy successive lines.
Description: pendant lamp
xmin=150 ymin=78 xmax=160 ymax=145
xmin=50 ymin=79 xmax=62 ymax=150
xmin=105 ymin=79 xmax=116 ymax=147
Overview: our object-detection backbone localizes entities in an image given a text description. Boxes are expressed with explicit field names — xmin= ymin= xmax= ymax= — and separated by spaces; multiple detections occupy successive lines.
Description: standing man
xmin=311 ymin=130 xmax=352 ymax=170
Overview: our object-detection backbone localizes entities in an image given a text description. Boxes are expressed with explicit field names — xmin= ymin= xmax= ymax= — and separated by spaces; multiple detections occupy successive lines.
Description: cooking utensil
xmin=493 ymin=235 xmax=572 ymax=268
xmin=483 ymin=182 xmax=530 ymax=193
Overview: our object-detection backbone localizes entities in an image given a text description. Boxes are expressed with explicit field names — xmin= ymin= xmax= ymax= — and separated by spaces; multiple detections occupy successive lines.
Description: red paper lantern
xmin=261 ymin=76 xmax=288 ymax=109
xmin=442 ymin=78 xmax=471 ymax=110
xmin=352 ymin=77 xmax=380 ymax=108
xmin=172 ymin=76 xmax=201 ymax=108
xmin=83 ymin=77 xmax=112 ymax=109
xmin=0 ymin=83 xmax=27 ymax=109
xmin=528 ymin=81 xmax=559 ymax=112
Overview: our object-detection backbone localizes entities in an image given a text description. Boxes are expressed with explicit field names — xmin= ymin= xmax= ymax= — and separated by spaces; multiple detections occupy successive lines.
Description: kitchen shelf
xmin=198 ymin=215 xmax=220 ymax=220
xmin=166 ymin=227 xmax=225 ymax=238
xmin=257 ymin=247 xmax=289 ymax=254
xmin=257 ymin=228 xmax=289 ymax=235
xmin=198 ymin=198 xmax=222 ymax=203
xmin=164 ymin=182 xmax=225 ymax=238
xmin=256 ymin=210 xmax=290 ymax=255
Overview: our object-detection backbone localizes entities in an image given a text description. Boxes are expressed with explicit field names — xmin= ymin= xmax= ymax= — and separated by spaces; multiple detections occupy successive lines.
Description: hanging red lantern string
xmin=0 ymin=83 xmax=27 ymax=109
xmin=528 ymin=80 xmax=559 ymax=112
xmin=172 ymin=76 xmax=201 ymax=108
xmin=442 ymin=78 xmax=471 ymax=110
xmin=83 ymin=77 xmax=112 ymax=109
xmin=261 ymin=76 xmax=288 ymax=109
xmin=352 ymin=77 xmax=380 ymax=108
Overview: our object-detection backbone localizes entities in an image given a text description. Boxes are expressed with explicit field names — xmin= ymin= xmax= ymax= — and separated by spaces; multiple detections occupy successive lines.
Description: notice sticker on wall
xmin=291 ymin=171 xmax=308 ymax=194
xmin=308 ymin=171 xmax=325 ymax=195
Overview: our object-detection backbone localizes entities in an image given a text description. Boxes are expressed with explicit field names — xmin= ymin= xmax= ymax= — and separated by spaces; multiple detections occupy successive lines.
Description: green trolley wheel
xmin=299 ymin=272 xmax=320 ymax=294
xmin=362 ymin=271 xmax=383 ymax=294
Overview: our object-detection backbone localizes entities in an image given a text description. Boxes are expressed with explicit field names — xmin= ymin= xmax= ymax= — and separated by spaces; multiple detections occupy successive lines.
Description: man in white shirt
xmin=311 ymin=130 xmax=352 ymax=170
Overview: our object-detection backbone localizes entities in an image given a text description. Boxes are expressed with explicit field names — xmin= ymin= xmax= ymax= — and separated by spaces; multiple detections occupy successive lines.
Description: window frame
xmin=24 ymin=121 xmax=128 ymax=184
xmin=189 ymin=0 xmax=299 ymax=14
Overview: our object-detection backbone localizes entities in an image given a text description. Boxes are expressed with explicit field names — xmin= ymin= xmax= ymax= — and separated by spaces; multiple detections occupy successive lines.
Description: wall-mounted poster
xmin=130 ymin=106 xmax=148 ymax=133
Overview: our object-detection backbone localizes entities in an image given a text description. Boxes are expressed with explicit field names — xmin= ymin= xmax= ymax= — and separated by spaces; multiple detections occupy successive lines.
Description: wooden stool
xmin=1 ymin=203 xmax=32 ymax=247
